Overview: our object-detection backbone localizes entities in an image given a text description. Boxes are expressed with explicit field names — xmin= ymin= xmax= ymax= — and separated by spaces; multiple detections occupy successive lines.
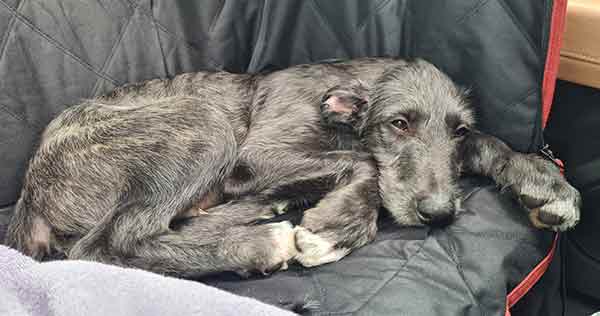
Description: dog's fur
xmin=5 ymin=58 xmax=581 ymax=277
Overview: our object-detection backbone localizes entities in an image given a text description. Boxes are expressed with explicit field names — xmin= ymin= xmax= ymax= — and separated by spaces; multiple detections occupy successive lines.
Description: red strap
xmin=541 ymin=0 xmax=568 ymax=128
xmin=505 ymin=1 xmax=568 ymax=314
xmin=556 ymin=158 xmax=565 ymax=175
xmin=505 ymin=233 xmax=559 ymax=316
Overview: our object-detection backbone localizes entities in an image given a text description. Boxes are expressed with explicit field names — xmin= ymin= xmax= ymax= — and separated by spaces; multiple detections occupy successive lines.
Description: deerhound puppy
xmin=5 ymin=58 xmax=581 ymax=277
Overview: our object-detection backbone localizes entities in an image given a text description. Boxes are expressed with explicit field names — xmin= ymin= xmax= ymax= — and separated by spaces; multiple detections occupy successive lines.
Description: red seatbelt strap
xmin=541 ymin=0 xmax=567 ymax=129
xmin=505 ymin=233 xmax=559 ymax=316
xmin=505 ymin=0 xmax=568 ymax=314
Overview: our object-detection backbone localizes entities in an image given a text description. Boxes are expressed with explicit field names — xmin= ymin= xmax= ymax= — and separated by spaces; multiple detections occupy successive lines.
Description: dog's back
xmin=4 ymin=59 xmax=394 ymax=260
xmin=5 ymin=71 xmax=251 ymax=259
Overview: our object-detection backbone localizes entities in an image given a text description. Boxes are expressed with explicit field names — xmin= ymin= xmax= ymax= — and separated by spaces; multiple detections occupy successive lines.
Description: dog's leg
xmin=459 ymin=131 xmax=581 ymax=231
xmin=69 ymin=198 xmax=296 ymax=277
xmin=270 ymin=153 xmax=380 ymax=268
xmin=229 ymin=148 xmax=379 ymax=268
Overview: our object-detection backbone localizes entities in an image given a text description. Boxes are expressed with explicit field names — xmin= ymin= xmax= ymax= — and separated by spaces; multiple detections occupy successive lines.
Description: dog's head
xmin=320 ymin=60 xmax=475 ymax=226
xmin=362 ymin=60 xmax=475 ymax=226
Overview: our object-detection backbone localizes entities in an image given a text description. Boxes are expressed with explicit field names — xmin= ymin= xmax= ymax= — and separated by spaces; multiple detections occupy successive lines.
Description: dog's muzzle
xmin=415 ymin=193 xmax=456 ymax=226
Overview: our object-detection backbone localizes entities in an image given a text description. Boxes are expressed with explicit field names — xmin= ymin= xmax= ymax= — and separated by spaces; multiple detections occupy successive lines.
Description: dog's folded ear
xmin=320 ymin=81 xmax=370 ymax=132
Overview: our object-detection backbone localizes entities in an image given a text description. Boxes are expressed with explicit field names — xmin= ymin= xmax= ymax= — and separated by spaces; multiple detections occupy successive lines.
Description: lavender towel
xmin=0 ymin=245 xmax=296 ymax=316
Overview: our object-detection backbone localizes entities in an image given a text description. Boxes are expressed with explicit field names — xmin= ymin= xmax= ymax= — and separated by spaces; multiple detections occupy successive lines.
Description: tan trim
xmin=559 ymin=55 xmax=600 ymax=89
xmin=558 ymin=0 xmax=600 ymax=89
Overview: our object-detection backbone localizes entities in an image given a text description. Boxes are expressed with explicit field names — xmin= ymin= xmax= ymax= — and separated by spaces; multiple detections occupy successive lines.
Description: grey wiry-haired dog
xmin=5 ymin=58 xmax=581 ymax=277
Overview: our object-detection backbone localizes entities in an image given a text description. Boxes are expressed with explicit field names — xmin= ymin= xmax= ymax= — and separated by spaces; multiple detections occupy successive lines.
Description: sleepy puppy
xmin=319 ymin=64 xmax=581 ymax=230
xmin=5 ymin=58 xmax=581 ymax=277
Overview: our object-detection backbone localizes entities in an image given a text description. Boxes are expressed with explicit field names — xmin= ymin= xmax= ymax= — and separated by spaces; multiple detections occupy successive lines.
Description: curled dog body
xmin=5 ymin=58 xmax=581 ymax=277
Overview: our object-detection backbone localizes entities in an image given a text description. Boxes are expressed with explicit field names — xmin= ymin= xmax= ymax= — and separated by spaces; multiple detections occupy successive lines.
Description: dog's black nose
xmin=416 ymin=195 xmax=455 ymax=225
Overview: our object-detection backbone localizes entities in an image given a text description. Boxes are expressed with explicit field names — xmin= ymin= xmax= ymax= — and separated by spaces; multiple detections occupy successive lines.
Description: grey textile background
xmin=0 ymin=0 xmax=551 ymax=206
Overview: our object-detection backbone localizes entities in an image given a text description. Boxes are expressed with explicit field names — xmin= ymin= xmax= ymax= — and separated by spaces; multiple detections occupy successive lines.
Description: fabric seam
xmin=0 ymin=0 xmax=119 ymax=85
xmin=496 ymin=0 xmax=539 ymax=54
xmin=0 ymin=0 xmax=22 ymax=69
xmin=90 ymin=1 xmax=140 ymax=96
xmin=0 ymin=102 xmax=31 ymax=127
xmin=149 ymin=0 xmax=169 ymax=78
xmin=247 ymin=0 xmax=268 ymax=72
xmin=123 ymin=0 xmax=220 ymax=69
xmin=208 ymin=0 xmax=226 ymax=34
xmin=319 ymin=238 xmax=428 ymax=315
xmin=357 ymin=0 xmax=394 ymax=31
xmin=457 ymin=0 xmax=493 ymax=25
xmin=308 ymin=0 xmax=350 ymax=58
xmin=308 ymin=0 xmax=352 ymax=48
xmin=441 ymin=232 xmax=485 ymax=316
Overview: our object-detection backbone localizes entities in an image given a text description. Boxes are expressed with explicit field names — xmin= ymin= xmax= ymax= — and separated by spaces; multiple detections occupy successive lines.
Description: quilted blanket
xmin=201 ymin=179 xmax=557 ymax=315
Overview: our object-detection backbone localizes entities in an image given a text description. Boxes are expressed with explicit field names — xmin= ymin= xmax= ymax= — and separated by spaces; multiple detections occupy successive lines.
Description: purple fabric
xmin=0 ymin=245 xmax=296 ymax=316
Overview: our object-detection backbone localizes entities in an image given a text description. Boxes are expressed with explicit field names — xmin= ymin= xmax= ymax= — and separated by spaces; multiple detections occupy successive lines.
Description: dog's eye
xmin=454 ymin=125 xmax=470 ymax=138
xmin=391 ymin=118 xmax=409 ymax=131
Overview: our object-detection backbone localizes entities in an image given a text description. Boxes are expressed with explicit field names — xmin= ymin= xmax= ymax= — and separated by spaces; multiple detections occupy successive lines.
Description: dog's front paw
xmin=263 ymin=221 xmax=297 ymax=273
xmin=500 ymin=154 xmax=582 ymax=231
xmin=293 ymin=226 xmax=350 ymax=268
xmin=528 ymin=200 xmax=580 ymax=232
xmin=237 ymin=221 xmax=297 ymax=277
xmin=518 ymin=179 xmax=581 ymax=231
